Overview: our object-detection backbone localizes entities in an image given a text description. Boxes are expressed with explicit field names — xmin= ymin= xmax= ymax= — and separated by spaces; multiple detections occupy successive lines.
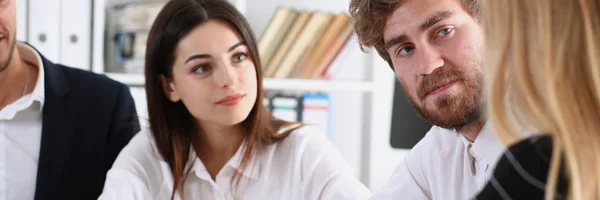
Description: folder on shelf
xmin=16 ymin=0 xmax=27 ymax=42
xmin=314 ymin=22 xmax=356 ymax=79
xmin=119 ymin=1 xmax=166 ymax=31
xmin=322 ymin=33 xmax=358 ymax=80
xmin=263 ymin=97 xmax=272 ymax=112
xmin=60 ymin=0 xmax=92 ymax=70
xmin=271 ymin=95 xmax=300 ymax=122
xmin=299 ymin=93 xmax=331 ymax=138
xmin=28 ymin=0 xmax=61 ymax=64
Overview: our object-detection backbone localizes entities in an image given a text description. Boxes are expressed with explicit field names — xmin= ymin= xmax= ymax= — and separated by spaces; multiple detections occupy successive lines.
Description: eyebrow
xmin=384 ymin=35 xmax=409 ymax=51
xmin=384 ymin=11 xmax=454 ymax=51
xmin=419 ymin=11 xmax=453 ymax=32
xmin=184 ymin=41 xmax=247 ymax=64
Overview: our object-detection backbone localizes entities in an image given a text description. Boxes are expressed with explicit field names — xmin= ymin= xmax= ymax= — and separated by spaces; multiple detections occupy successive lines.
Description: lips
xmin=216 ymin=93 xmax=245 ymax=105
xmin=418 ymin=79 xmax=459 ymax=100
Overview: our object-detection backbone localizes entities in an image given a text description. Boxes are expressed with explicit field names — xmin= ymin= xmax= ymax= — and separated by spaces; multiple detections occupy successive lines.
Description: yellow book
xmin=298 ymin=13 xmax=350 ymax=79
xmin=264 ymin=11 xmax=312 ymax=77
xmin=272 ymin=12 xmax=334 ymax=79
xmin=258 ymin=7 xmax=295 ymax=70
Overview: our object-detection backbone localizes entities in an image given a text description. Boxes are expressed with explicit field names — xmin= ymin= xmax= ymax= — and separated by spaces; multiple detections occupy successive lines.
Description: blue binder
xmin=299 ymin=93 xmax=331 ymax=139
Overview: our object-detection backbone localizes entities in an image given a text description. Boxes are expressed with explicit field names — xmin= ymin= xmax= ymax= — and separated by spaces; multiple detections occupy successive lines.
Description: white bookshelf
xmin=89 ymin=0 xmax=401 ymax=190
xmin=105 ymin=73 xmax=374 ymax=92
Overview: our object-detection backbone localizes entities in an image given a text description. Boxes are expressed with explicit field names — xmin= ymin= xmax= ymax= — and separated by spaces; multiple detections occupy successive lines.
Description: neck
xmin=197 ymin=123 xmax=245 ymax=155
xmin=194 ymin=122 xmax=245 ymax=180
xmin=0 ymin=47 xmax=31 ymax=110
xmin=194 ymin=122 xmax=245 ymax=179
xmin=457 ymin=119 xmax=486 ymax=142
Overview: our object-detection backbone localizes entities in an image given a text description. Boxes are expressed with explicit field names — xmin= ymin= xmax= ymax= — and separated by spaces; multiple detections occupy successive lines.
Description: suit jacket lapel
xmin=34 ymin=55 xmax=74 ymax=200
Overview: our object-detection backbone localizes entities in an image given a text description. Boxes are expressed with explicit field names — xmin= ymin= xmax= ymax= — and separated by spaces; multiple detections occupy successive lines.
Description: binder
xmin=322 ymin=33 xmax=358 ymax=80
xmin=28 ymin=0 xmax=60 ymax=63
xmin=60 ymin=0 xmax=92 ymax=70
xmin=263 ymin=97 xmax=271 ymax=112
xmin=271 ymin=95 xmax=300 ymax=122
xmin=114 ymin=32 xmax=136 ymax=63
xmin=299 ymin=93 xmax=331 ymax=138
xmin=128 ymin=86 xmax=149 ymax=128
xmin=16 ymin=0 xmax=27 ymax=42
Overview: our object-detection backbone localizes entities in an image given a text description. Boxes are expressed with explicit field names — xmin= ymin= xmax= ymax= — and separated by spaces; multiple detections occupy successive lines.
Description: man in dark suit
xmin=0 ymin=0 xmax=140 ymax=199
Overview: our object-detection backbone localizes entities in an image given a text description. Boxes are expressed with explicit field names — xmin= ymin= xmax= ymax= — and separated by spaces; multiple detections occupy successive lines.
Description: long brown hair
xmin=483 ymin=0 xmax=600 ymax=199
xmin=144 ymin=0 xmax=300 ymax=198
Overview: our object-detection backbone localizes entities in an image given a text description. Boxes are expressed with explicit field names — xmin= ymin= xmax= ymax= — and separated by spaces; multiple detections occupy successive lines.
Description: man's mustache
xmin=417 ymin=68 xmax=463 ymax=100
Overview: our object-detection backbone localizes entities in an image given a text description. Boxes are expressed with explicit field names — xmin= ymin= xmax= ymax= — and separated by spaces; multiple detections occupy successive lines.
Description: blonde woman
xmin=475 ymin=0 xmax=600 ymax=199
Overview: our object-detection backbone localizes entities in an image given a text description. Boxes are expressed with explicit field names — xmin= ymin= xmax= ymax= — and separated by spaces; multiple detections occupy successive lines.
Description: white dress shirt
xmin=98 ymin=125 xmax=371 ymax=200
xmin=0 ymin=43 xmax=46 ymax=200
xmin=370 ymin=123 xmax=506 ymax=200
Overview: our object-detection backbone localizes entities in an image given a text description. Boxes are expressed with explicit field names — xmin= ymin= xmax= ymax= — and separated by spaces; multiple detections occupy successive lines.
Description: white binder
xmin=16 ymin=0 xmax=27 ymax=42
xmin=60 ymin=0 xmax=92 ymax=70
xmin=28 ymin=0 xmax=60 ymax=63
xmin=271 ymin=96 xmax=299 ymax=122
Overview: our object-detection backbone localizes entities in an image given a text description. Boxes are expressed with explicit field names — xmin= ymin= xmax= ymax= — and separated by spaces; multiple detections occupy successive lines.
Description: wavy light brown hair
xmin=484 ymin=0 xmax=600 ymax=199
xmin=349 ymin=0 xmax=481 ymax=68
xmin=144 ymin=0 xmax=300 ymax=198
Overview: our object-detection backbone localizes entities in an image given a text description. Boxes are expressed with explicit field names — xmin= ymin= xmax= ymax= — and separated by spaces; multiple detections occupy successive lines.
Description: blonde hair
xmin=483 ymin=0 xmax=600 ymax=199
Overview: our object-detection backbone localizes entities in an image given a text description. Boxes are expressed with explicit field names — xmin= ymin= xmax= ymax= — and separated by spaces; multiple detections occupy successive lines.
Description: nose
xmin=213 ymin=61 xmax=237 ymax=88
xmin=415 ymin=44 xmax=444 ymax=75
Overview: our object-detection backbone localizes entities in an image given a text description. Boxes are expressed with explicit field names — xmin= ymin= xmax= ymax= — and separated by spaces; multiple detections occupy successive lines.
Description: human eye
xmin=232 ymin=52 xmax=249 ymax=63
xmin=434 ymin=27 xmax=454 ymax=39
xmin=396 ymin=46 xmax=415 ymax=57
xmin=192 ymin=63 xmax=212 ymax=73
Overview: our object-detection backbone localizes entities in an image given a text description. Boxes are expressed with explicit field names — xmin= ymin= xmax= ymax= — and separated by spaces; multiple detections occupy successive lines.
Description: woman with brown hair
xmin=97 ymin=0 xmax=370 ymax=199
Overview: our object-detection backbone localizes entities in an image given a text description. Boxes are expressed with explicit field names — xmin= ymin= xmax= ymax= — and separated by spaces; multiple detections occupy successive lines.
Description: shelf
xmin=105 ymin=73 xmax=145 ymax=85
xmin=104 ymin=73 xmax=373 ymax=92
xmin=107 ymin=0 xmax=166 ymax=8
xmin=263 ymin=78 xmax=373 ymax=92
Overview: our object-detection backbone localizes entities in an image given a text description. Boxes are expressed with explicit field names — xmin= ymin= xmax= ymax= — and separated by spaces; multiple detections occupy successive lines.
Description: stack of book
xmin=258 ymin=7 xmax=356 ymax=80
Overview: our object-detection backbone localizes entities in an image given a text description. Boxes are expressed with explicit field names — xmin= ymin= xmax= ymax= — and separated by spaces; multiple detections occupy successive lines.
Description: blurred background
xmin=16 ymin=0 xmax=433 ymax=191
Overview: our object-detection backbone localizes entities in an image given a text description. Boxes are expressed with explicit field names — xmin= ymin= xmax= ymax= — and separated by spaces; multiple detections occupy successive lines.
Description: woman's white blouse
xmin=98 ymin=125 xmax=371 ymax=200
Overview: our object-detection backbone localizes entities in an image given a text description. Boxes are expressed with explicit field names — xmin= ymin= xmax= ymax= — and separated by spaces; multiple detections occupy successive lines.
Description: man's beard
xmin=0 ymin=36 xmax=16 ymax=73
xmin=402 ymin=63 xmax=484 ymax=130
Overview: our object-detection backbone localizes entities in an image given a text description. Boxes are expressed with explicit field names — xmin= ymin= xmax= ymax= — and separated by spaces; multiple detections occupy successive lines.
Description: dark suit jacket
xmin=28 ymin=46 xmax=141 ymax=200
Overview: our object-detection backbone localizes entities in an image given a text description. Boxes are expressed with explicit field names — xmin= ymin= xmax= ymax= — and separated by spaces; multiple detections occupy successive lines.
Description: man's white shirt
xmin=370 ymin=123 xmax=506 ymax=200
xmin=0 ymin=43 xmax=45 ymax=200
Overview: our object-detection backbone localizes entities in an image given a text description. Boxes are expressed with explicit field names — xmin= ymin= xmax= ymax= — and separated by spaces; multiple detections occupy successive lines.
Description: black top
xmin=475 ymin=135 xmax=569 ymax=200
xmin=24 ymin=43 xmax=141 ymax=200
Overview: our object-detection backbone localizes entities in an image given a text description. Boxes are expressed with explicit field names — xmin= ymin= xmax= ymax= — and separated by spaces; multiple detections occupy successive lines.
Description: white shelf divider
xmin=263 ymin=78 xmax=373 ymax=92
xmin=104 ymin=73 xmax=145 ymax=85
xmin=104 ymin=73 xmax=374 ymax=92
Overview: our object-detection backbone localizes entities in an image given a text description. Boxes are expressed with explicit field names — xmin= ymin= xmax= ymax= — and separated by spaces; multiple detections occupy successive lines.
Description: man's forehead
xmin=384 ymin=0 xmax=462 ymax=37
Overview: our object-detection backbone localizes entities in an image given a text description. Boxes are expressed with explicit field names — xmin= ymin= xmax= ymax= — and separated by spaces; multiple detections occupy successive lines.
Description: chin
xmin=221 ymin=113 xmax=251 ymax=126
